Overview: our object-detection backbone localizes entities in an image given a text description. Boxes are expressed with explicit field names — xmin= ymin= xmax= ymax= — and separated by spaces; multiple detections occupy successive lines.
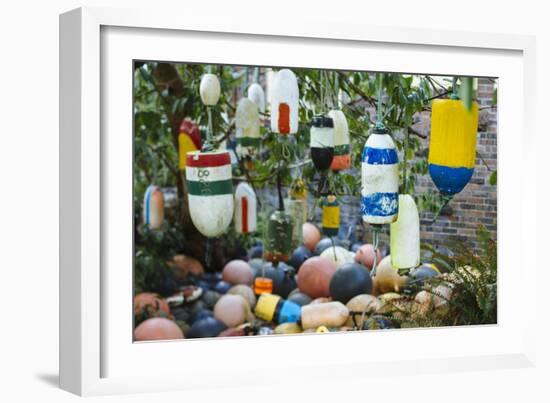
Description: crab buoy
xmin=263 ymin=210 xmax=294 ymax=264
xmin=185 ymin=150 xmax=234 ymax=237
xmin=178 ymin=119 xmax=202 ymax=169
xmin=428 ymin=99 xmax=479 ymax=195
xmin=255 ymin=293 xmax=301 ymax=324
xmin=234 ymin=182 xmax=257 ymax=234
xmin=270 ymin=69 xmax=299 ymax=135
xmin=321 ymin=195 xmax=340 ymax=236
xmin=310 ymin=115 xmax=335 ymax=172
xmin=199 ymin=73 xmax=221 ymax=106
xmin=361 ymin=127 xmax=399 ymax=224
xmin=328 ymin=110 xmax=351 ymax=171
xmin=390 ymin=195 xmax=420 ymax=269
xmin=235 ymin=98 xmax=261 ymax=159
xmin=247 ymin=83 xmax=265 ymax=114
xmin=143 ymin=185 xmax=164 ymax=230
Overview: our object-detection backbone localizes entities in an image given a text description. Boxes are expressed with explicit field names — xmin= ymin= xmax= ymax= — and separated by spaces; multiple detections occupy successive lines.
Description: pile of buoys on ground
xmin=134 ymin=222 xmax=453 ymax=341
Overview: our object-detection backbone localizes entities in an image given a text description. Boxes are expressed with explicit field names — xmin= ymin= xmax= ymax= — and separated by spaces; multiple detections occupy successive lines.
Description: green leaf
xmin=489 ymin=171 xmax=497 ymax=186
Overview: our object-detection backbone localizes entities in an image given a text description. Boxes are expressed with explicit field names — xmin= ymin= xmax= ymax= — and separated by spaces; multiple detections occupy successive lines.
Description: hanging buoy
xmin=247 ymin=83 xmax=265 ymax=114
xmin=428 ymin=98 xmax=479 ymax=195
xmin=289 ymin=177 xmax=308 ymax=220
xmin=390 ymin=195 xmax=420 ymax=269
xmin=234 ymin=182 xmax=257 ymax=234
xmin=143 ymin=185 xmax=164 ymax=230
xmin=178 ymin=119 xmax=202 ymax=169
xmin=270 ymin=69 xmax=299 ymax=135
xmin=361 ymin=127 xmax=399 ymax=224
xmin=321 ymin=195 xmax=340 ymax=236
xmin=235 ymin=98 xmax=261 ymax=159
xmin=284 ymin=198 xmax=305 ymax=248
xmin=310 ymin=114 xmax=335 ymax=172
xmin=185 ymin=150 xmax=234 ymax=237
xmin=263 ymin=209 xmax=293 ymax=263
xmin=328 ymin=110 xmax=351 ymax=171
xmin=199 ymin=73 xmax=221 ymax=106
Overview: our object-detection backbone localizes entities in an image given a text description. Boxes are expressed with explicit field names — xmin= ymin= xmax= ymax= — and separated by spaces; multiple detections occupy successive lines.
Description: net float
xmin=320 ymin=195 xmax=340 ymax=236
xmin=310 ymin=114 xmax=335 ymax=172
xmin=178 ymin=119 xmax=202 ymax=169
xmin=234 ymin=182 xmax=257 ymax=234
xmin=361 ymin=126 xmax=399 ymax=224
xmin=390 ymin=194 xmax=420 ymax=269
xmin=199 ymin=73 xmax=221 ymax=106
xmin=428 ymin=98 xmax=479 ymax=195
xmin=328 ymin=110 xmax=351 ymax=171
xmin=247 ymin=82 xmax=266 ymax=114
xmin=143 ymin=185 xmax=164 ymax=230
xmin=235 ymin=98 xmax=261 ymax=159
xmin=270 ymin=69 xmax=299 ymax=135
xmin=185 ymin=150 xmax=234 ymax=237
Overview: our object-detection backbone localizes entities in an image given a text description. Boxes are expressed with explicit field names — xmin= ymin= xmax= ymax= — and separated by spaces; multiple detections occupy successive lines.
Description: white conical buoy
xmin=234 ymin=182 xmax=257 ymax=234
xmin=390 ymin=195 xmax=420 ymax=269
xmin=270 ymin=69 xmax=299 ymax=135
xmin=199 ymin=74 xmax=221 ymax=106
xmin=247 ymin=83 xmax=265 ymax=114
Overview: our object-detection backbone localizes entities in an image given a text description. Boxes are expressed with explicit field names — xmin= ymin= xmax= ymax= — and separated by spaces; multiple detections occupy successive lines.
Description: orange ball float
xmin=355 ymin=244 xmax=382 ymax=270
xmin=302 ymin=222 xmax=321 ymax=252
xmin=134 ymin=317 xmax=184 ymax=341
xmin=222 ymin=260 xmax=254 ymax=285
xmin=133 ymin=292 xmax=170 ymax=316
xmin=297 ymin=256 xmax=337 ymax=298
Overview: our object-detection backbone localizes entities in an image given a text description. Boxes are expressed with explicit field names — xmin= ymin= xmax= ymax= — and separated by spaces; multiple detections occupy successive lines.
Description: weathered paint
xmin=390 ymin=194 xmax=420 ymax=269
xmin=310 ymin=115 xmax=335 ymax=172
xmin=270 ymin=69 xmax=299 ymax=135
xmin=361 ymin=131 xmax=399 ymax=224
xmin=143 ymin=185 xmax=164 ymax=230
xmin=185 ymin=150 xmax=234 ymax=237
xmin=234 ymin=182 xmax=257 ymax=234
xmin=235 ymin=98 xmax=261 ymax=158
xmin=247 ymin=83 xmax=266 ymax=114
xmin=199 ymin=73 xmax=221 ymax=106
xmin=328 ymin=110 xmax=351 ymax=171
xmin=321 ymin=195 xmax=340 ymax=236
xmin=428 ymin=99 xmax=478 ymax=195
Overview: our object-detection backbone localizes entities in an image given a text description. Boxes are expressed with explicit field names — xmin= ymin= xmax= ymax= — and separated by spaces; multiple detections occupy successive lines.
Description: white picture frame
xmin=60 ymin=6 xmax=537 ymax=396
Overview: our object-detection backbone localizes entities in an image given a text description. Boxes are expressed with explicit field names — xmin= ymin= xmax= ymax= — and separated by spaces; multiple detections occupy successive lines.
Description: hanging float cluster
xmin=143 ymin=68 xmax=479 ymax=290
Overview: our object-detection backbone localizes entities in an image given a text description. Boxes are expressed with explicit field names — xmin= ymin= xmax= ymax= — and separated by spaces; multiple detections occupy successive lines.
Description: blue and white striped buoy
xmin=361 ymin=128 xmax=399 ymax=224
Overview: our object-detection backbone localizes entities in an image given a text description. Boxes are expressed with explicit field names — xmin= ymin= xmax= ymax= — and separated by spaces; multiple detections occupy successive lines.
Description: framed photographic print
xmin=60 ymin=6 xmax=537 ymax=396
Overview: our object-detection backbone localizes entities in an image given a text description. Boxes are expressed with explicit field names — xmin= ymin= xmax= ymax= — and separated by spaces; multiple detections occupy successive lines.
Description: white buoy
xmin=270 ymin=69 xmax=299 ymax=135
xmin=199 ymin=74 xmax=221 ymax=106
xmin=328 ymin=110 xmax=351 ymax=171
xmin=247 ymin=83 xmax=265 ymax=114
xmin=143 ymin=185 xmax=164 ymax=230
xmin=390 ymin=195 xmax=420 ymax=269
xmin=185 ymin=150 xmax=234 ymax=237
xmin=361 ymin=128 xmax=399 ymax=224
xmin=234 ymin=182 xmax=257 ymax=234
xmin=235 ymin=98 xmax=260 ymax=159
